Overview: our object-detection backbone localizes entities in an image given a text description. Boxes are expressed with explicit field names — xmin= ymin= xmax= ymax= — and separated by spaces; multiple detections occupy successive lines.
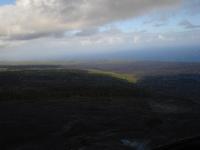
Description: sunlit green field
xmin=88 ymin=69 xmax=138 ymax=83
xmin=0 ymin=69 xmax=146 ymax=101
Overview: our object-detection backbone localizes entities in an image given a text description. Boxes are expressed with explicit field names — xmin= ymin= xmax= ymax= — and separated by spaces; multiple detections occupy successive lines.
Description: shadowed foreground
xmin=0 ymin=68 xmax=200 ymax=150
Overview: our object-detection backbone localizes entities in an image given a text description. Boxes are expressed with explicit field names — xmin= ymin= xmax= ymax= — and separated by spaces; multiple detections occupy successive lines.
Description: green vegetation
xmin=88 ymin=69 xmax=137 ymax=83
xmin=0 ymin=69 xmax=146 ymax=101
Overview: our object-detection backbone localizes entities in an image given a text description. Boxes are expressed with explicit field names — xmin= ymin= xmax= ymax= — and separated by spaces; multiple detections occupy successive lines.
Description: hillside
xmin=0 ymin=64 xmax=200 ymax=150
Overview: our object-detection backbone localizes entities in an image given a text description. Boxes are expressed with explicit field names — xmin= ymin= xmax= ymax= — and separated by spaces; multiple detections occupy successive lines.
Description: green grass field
xmin=88 ymin=69 xmax=138 ymax=83
xmin=0 ymin=69 xmax=146 ymax=101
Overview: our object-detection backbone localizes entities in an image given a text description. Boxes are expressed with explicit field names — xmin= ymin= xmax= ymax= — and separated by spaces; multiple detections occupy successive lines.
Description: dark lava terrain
xmin=0 ymin=63 xmax=200 ymax=150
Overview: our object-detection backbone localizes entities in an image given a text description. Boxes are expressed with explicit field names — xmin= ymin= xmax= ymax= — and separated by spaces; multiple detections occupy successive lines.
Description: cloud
xmin=75 ymin=28 xmax=99 ymax=37
xmin=0 ymin=40 xmax=7 ymax=48
xmin=154 ymin=23 xmax=167 ymax=27
xmin=8 ymin=31 xmax=64 ymax=41
xmin=0 ymin=0 xmax=180 ymax=42
xmin=179 ymin=20 xmax=200 ymax=29
xmin=183 ymin=0 xmax=200 ymax=15
xmin=1 ymin=28 xmax=200 ymax=61
xmin=143 ymin=11 xmax=176 ymax=25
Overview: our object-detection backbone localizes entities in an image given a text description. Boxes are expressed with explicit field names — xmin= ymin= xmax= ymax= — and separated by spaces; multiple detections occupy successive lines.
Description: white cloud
xmin=133 ymin=36 xmax=140 ymax=44
xmin=0 ymin=0 xmax=180 ymax=42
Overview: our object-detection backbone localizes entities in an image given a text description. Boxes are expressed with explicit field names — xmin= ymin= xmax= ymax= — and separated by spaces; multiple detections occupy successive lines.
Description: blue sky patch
xmin=0 ymin=0 xmax=15 ymax=5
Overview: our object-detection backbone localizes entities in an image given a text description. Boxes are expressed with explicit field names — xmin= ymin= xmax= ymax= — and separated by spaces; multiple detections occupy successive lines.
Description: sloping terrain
xmin=0 ymin=64 xmax=200 ymax=150
xmin=0 ymin=69 xmax=145 ymax=101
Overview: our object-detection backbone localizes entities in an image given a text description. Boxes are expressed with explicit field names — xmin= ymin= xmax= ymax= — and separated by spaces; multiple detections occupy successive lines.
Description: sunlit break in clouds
xmin=0 ymin=0 xmax=200 ymax=61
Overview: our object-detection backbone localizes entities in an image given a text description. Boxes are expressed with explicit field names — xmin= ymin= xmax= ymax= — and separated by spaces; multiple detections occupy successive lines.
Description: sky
xmin=0 ymin=0 xmax=200 ymax=62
